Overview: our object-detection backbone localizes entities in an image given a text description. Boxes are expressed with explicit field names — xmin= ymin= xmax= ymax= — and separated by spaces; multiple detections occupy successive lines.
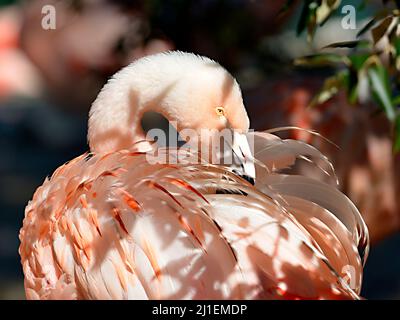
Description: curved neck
xmin=88 ymin=81 xmax=174 ymax=154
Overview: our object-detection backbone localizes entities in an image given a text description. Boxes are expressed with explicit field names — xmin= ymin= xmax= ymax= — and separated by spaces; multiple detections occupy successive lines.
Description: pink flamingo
xmin=19 ymin=51 xmax=369 ymax=300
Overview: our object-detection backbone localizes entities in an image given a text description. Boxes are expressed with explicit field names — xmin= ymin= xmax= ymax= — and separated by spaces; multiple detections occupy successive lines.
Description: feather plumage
xmin=19 ymin=134 xmax=368 ymax=299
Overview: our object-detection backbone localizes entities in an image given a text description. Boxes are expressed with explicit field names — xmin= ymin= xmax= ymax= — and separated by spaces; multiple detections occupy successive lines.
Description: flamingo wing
xmin=19 ymin=134 xmax=368 ymax=299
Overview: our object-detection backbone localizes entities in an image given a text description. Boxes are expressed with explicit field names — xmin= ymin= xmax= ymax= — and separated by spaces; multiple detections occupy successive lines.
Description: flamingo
xmin=19 ymin=51 xmax=369 ymax=300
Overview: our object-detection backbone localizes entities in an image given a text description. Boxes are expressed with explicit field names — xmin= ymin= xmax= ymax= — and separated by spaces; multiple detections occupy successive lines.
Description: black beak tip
xmin=243 ymin=175 xmax=255 ymax=185
xmin=232 ymin=170 xmax=255 ymax=185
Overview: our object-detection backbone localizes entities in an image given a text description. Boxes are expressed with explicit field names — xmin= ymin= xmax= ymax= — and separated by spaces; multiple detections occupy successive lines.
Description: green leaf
xmin=297 ymin=0 xmax=312 ymax=36
xmin=346 ymin=69 xmax=360 ymax=104
xmin=309 ymin=70 xmax=347 ymax=107
xmin=348 ymin=53 xmax=371 ymax=71
xmin=392 ymin=95 xmax=400 ymax=106
xmin=393 ymin=37 xmax=400 ymax=56
xmin=393 ymin=38 xmax=400 ymax=70
xmin=294 ymin=53 xmax=345 ymax=66
xmin=297 ymin=0 xmax=319 ymax=40
xmin=394 ymin=115 xmax=400 ymax=153
xmin=368 ymin=64 xmax=396 ymax=121
xmin=371 ymin=16 xmax=394 ymax=44
xmin=316 ymin=0 xmax=341 ymax=25
xmin=322 ymin=40 xmax=370 ymax=49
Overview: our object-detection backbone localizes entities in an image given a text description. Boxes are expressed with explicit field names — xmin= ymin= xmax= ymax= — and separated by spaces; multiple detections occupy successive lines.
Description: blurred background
xmin=0 ymin=0 xmax=399 ymax=299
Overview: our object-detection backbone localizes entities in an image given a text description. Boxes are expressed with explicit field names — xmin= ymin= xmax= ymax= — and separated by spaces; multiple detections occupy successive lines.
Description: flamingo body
xmin=19 ymin=52 xmax=369 ymax=300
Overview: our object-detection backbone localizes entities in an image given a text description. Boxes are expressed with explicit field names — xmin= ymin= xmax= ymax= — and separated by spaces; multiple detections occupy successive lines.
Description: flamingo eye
xmin=215 ymin=106 xmax=225 ymax=116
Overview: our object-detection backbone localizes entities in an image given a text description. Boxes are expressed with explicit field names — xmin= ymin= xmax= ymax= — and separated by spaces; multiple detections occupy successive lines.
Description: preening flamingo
xmin=19 ymin=51 xmax=369 ymax=300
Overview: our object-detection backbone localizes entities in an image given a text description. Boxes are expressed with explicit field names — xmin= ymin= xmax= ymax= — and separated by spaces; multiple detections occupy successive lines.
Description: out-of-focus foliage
xmin=283 ymin=0 xmax=400 ymax=152
xmin=0 ymin=0 xmax=15 ymax=7
xmin=280 ymin=0 xmax=341 ymax=41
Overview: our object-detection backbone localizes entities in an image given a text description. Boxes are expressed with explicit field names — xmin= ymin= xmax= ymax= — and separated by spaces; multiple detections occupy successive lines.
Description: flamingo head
xmin=160 ymin=53 xmax=250 ymax=135
xmin=88 ymin=51 xmax=255 ymax=181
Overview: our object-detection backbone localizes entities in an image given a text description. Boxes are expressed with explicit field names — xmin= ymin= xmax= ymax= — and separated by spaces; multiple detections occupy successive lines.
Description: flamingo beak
xmin=231 ymin=131 xmax=256 ymax=185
